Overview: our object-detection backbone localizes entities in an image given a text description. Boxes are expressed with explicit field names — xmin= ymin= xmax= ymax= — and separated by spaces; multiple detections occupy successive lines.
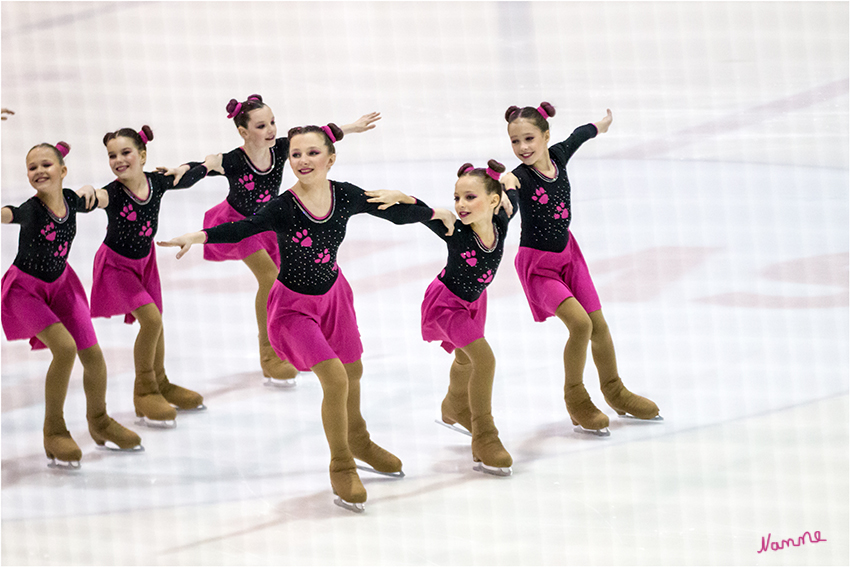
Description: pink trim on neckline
xmin=532 ymin=159 xmax=558 ymax=181
xmin=239 ymin=147 xmax=274 ymax=174
xmin=288 ymin=181 xmax=335 ymax=221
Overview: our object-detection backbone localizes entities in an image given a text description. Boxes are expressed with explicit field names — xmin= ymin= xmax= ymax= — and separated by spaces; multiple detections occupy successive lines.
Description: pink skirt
xmin=1 ymin=265 xmax=98 ymax=351
xmin=203 ymin=199 xmax=281 ymax=268
xmin=90 ymin=243 xmax=162 ymax=325
xmin=421 ymin=278 xmax=487 ymax=354
xmin=266 ymin=272 xmax=363 ymax=371
xmin=514 ymin=232 xmax=602 ymax=322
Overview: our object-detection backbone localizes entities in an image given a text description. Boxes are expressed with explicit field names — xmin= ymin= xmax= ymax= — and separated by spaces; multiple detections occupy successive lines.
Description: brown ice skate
xmin=158 ymin=375 xmax=205 ymax=411
xmin=565 ymin=383 xmax=610 ymax=436
xmin=330 ymin=458 xmax=367 ymax=512
xmin=88 ymin=413 xmax=143 ymax=451
xmin=601 ymin=376 xmax=662 ymax=421
xmin=471 ymin=414 xmax=512 ymax=476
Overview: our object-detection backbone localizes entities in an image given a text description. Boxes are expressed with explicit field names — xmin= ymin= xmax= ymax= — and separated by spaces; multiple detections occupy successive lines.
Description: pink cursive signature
xmin=758 ymin=531 xmax=826 ymax=553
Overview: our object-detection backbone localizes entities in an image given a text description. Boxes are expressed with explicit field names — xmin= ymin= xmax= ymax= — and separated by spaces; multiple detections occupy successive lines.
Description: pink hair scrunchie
xmin=462 ymin=165 xmax=475 ymax=174
xmin=485 ymin=167 xmax=500 ymax=181
xmin=227 ymin=102 xmax=243 ymax=119
xmin=138 ymin=129 xmax=149 ymax=145
xmin=321 ymin=125 xmax=337 ymax=144
xmin=56 ymin=143 xmax=70 ymax=158
xmin=536 ymin=105 xmax=550 ymax=120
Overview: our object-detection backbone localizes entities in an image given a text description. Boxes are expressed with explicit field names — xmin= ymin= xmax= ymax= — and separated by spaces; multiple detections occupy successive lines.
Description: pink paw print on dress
xmin=239 ymin=174 xmax=255 ymax=191
xmin=461 ymin=250 xmax=477 ymax=267
xmin=315 ymin=249 xmax=331 ymax=264
xmin=477 ymin=269 xmax=493 ymax=284
xmin=40 ymin=222 xmax=56 ymax=242
xmin=255 ymin=190 xmax=271 ymax=203
xmin=292 ymin=230 xmax=312 ymax=247
xmin=554 ymin=202 xmax=569 ymax=219
xmin=54 ymin=241 xmax=69 ymax=258
xmin=531 ymin=187 xmax=549 ymax=205
xmin=120 ymin=204 xmax=137 ymax=221
xmin=139 ymin=220 xmax=153 ymax=237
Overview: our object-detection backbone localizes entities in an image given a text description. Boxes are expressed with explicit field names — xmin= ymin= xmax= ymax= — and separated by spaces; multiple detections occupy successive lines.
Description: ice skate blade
xmin=47 ymin=458 xmax=81 ymax=470
xmin=356 ymin=463 xmax=405 ymax=478
xmin=473 ymin=462 xmax=512 ymax=477
xmin=95 ymin=442 xmax=145 ymax=452
xmin=135 ymin=416 xmax=177 ymax=429
xmin=264 ymin=377 xmax=297 ymax=389
xmin=573 ymin=424 xmax=611 ymax=437
xmin=617 ymin=413 xmax=664 ymax=422
xmin=334 ymin=497 xmax=365 ymax=513
xmin=435 ymin=419 xmax=472 ymax=437
xmin=176 ymin=404 xmax=207 ymax=412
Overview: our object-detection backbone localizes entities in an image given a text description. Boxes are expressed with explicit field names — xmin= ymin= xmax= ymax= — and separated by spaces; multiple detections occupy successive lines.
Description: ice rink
xmin=1 ymin=2 xmax=847 ymax=565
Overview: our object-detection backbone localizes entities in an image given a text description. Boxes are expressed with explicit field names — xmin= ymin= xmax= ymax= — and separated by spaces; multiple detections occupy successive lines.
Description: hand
xmin=203 ymin=153 xmax=224 ymax=175
xmin=500 ymin=172 xmax=520 ymax=191
xmin=1 ymin=108 xmax=14 ymax=120
xmin=497 ymin=190 xmax=514 ymax=217
xmin=343 ymin=112 xmax=381 ymax=134
xmin=431 ymin=208 xmax=456 ymax=236
xmin=594 ymin=109 xmax=613 ymax=134
xmin=76 ymin=185 xmax=98 ymax=209
xmin=155 ymin=164 xmax=190 ymax=186
xmin=156 ymin=231 xmax=206 ymax=259
xmin=365 ymin=189 xmax=414 ymax=210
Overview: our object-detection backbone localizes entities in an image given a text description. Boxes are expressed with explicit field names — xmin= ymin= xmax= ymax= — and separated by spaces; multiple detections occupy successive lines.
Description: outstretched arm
xmin=1 ymin=206 xmax=12 ymax=224
xmin=364 ymin=189 xmax=416 ymax=210
xmin=366 ymin=190 xmax=456 ymax=236
xmin=340 ymin=112 xmax=381 ymax=135
xmin=594 ymin=109 xmax=613 ymax=134
xmin=76 ymin=185 xmax=108 ymax=209
xmin=156 ymin=231 xmax=207 ymax=260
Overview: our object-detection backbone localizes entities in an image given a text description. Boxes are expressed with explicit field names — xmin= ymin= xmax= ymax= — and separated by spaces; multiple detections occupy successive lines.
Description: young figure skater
xmin=83 ymin=126 xmax=212 ymax=428
xmin=159 ymin=124 xmax=455 ymax=512
xmin=502 ymin=103 xmax=661 ymax=436
xmin=1 ymin=142 xmax=142 ymax=468
xmin=163 ymin=95 xmax=381 ymax=388
xmin=368 ymin=160 xmax=518 ymax=476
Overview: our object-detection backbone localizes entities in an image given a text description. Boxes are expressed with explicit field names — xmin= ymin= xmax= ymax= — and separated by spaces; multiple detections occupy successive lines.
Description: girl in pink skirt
xmin=370 ymin=160 xmax=519 ymax=476
xmin=161 ymin=94 xmax=381 ymax=387
xmin=1 ymin=142 xmax=141 ymax=468
xmin=84 ymin=126 xmax=213 ymax=428
xmin=502 ymin=103 xmax=661 ymax=436
xmin=159 ymin=124 xmax=455 ymax=512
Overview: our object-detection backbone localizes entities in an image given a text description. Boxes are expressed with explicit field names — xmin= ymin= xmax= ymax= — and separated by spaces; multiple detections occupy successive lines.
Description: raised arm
xmin=340 ymin=112 xmax=381 ymax=135
xmin=594 ymin=109 xmax=613 ymax=134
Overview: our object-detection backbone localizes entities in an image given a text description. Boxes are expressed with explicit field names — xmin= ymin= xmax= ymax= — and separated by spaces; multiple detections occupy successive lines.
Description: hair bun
xmin=55 ymin=141 xmax=71 ymax=157
xmin=226 ymin=98 xmax=239 ymax=114
xmin=140 ymin=125 xmax=154 ymax=143
xmin=327 ymin=123 xmax=344 ymax=142
xmin=246 ymin=94 xmax=263 ymax=103
xmin=504 ymin=106 xmax=521 ymax=122
xmin=539 ymin=102 xmax=556 ymax=118
xmin=486 ymin=159 xmax=505 ymax=174
xmin=457 ymin=163 xmax=474 ymax=177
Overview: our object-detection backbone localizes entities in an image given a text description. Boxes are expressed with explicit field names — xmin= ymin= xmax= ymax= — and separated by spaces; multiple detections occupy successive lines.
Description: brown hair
xmin=226 ymin=94 xmax=266 ymax=129
xmin=504 ymin=101 xmax=556 ymax=132
xmin=103 ymin=126 xmax=153 ymax=151
xmin=456 ymin=159 xmax=506 ymax=198
xmin=28 ymin=141 xmax=71 ymax=166
xmin=287 ymin=124 xmax=345 ymax=155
